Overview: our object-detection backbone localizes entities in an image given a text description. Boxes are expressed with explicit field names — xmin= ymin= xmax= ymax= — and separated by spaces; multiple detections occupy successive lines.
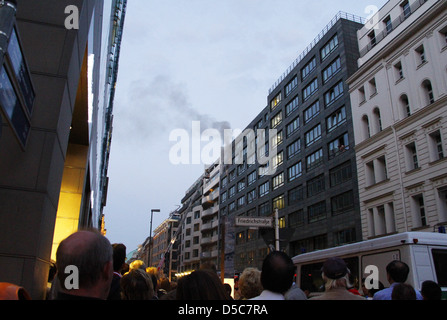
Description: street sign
xmin=235 ymin=217 xmax=273 ymax=228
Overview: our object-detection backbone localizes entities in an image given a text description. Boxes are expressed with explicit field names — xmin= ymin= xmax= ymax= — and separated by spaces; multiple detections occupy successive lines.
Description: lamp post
xmin=149 ymin=209 xmax=160 ymax=267
xmin=274 ymin=208 xmax=280 ymax=251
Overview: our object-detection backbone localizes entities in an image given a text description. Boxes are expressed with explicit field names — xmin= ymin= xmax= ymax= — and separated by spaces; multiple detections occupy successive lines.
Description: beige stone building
xmin=348 ymin=0 xmax=447 ymax=240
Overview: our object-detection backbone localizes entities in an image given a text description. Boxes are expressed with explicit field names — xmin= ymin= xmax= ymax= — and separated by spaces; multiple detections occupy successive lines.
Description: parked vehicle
xmin=292 ymin=232 xmax=447 ymax=298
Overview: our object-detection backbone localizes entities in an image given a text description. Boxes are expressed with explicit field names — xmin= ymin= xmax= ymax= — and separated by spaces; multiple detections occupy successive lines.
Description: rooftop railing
xmin=268 ymin=11 xmax=365 ymax=95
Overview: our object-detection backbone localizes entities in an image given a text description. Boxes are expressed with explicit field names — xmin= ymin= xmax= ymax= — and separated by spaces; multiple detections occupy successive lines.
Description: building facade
xmin=201 ymin=160 xmax=221 ymax=268
xmin=219 ymin=12 xmax=365 ymax=274
xmin=348 ymin=0 xmax=447 ymax=240
xmin=0 ymin=0 xmax=126 ymax=299
xmin=177 ymin=175 xmax=204 ymax=273
xmin=151 ymin=212 xmax=180 ymax=280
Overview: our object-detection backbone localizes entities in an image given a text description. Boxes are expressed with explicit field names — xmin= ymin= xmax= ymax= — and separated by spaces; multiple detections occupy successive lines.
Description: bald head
xmin=56 ymin=230 xmax=113 ymax=298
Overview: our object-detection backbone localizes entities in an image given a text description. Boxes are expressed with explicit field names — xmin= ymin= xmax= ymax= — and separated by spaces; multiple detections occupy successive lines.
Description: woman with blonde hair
xmin=238 ymin=267 xmax=263 ymax=299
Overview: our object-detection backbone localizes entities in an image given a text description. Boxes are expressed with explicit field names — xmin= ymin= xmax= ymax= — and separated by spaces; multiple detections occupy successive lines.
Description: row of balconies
xmin=202 ymin=204 xmax=218 ymax=218
xmin=202 ymin=187 xmax=220 ymax=206
xmin=200 ymin=250 xmax=219 ymax=259
xmin=201 ymin=234 xmax=219 ymax=245
xmin=201 ymin=219 xmax=219 ymax=231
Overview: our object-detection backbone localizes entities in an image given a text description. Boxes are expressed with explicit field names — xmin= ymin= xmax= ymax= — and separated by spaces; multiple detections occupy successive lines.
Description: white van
xmin=292 ymin=232 xmax=447 ymax=298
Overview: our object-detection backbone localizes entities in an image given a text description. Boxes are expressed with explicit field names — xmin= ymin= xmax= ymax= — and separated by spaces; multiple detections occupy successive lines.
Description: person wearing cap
xmin=309 ymin=257 xmax=365 ymax=300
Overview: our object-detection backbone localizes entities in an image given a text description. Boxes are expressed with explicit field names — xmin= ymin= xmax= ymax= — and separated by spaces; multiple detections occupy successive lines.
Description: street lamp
xmin=149 ymin=209 xmax=160 ymax=267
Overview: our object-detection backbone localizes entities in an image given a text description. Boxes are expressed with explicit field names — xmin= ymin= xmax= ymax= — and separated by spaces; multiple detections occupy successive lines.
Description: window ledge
xmin=365 ymin=178 xmax=390 ymax=190
xmin=416 ymin=60 xmax=428 ymax=70
xmin=395 ymin=77 xmax=405 ymax=85
xmin=405 ymin=167 xmax=421 ymax=175
xmin=429 ymin=157 xmax=447 ymax=166
xmin=411 ymin=225 xmax=430 ymax=232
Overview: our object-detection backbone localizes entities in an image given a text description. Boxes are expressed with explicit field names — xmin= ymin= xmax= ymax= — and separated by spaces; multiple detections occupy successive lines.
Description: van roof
xmin=292 ymin=232 xmax=447 ymax=264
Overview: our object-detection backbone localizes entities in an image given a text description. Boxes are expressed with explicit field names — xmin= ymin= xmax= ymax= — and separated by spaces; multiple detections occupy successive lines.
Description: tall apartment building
xmin=347 ymin=0 xmax=447 ymax=240
xmin=151 ymin=212 xmax=180 ymax=280
xmin=0 ymin=0 xmax=126 ymax=299
xmin=178 ymin=175 xmax=204 ymax=273
xmin=201 ymin=160 xmax=221 ymax=268
xmin=219 ymin=12 xmax=365 ymax=274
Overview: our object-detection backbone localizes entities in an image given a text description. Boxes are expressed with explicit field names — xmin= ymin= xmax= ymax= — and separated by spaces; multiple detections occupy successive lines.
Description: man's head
xmin=386 ymin=260 xmax=409 ymax=284
xmin=112 ymin=243 xmax=127 ymax=272
xmin=56 ymin=230 xmax=113 ymax=299
xmin=322 ymin=257 xmax=348 ymax=280
xmin=260 ymin=251 xmax=295 ymax=294
xmin=321 ymin=257 xmax=351 ymax=290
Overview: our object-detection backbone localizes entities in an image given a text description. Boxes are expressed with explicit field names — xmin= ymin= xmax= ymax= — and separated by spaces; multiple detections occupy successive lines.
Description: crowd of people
xmin=0 ymin=230 xmax=443 ymax=300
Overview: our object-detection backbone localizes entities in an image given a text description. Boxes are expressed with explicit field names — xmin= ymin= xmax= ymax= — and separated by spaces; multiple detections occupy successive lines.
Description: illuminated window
xmin=272 ymin=172 xmax=284 ymax=190
xmin=270 ymin=92 xmax=282 ymax=111
xmin=271 ymin=111 xmax=283 ymax=129
xmin=273 ymin=194 xmax=285 ymax=210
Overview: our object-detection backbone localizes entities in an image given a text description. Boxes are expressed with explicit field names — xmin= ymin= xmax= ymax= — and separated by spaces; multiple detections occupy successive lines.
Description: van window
xmin=432 ymin=249 xmax=447 ymax=286
xmin=300 ymin=257 xmax=359 ymax=293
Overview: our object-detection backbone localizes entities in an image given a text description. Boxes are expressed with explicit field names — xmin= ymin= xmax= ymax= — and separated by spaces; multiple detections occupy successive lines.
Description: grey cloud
xmin=113 ymin=74 xmax=231 ymax=145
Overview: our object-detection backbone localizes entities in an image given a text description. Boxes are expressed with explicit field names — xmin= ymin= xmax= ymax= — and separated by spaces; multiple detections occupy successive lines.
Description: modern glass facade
xmin=0 ymin=0 xmax=126 ymax=299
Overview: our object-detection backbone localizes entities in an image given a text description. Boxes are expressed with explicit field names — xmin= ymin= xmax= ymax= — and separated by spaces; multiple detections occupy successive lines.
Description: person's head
xmin=120 ymin=269 xmax=154 ymax=300
xmin=224 ymin=283 xmax=232 ymax=299
xmin=112 ymin=243 xmax=126 ymax=272
xmin=239 ymin=267 xmax=263 ymax=299
xmin=386 ymin=260 xmax=409 ymax=284
xmin=146 ymin=267 xmax=160 ymax=292
xmin=56 ymin=230 xmax=113 ymax=299
xmin=159 ymin=277 xmax=171 ymax=292
xmin=421 ymin=280 xmax=442 ymax=300
xmin=391 ymin=283 xmax=416 ymax=300
xmin=361 ymin=278 xmax=384 ymax=297
xmin=129 ymin=260 xmax=146 ymax=271
xmin=321 ymin=257 xmax=352 ymax=290
xmin=260 ymin=251 xmax=295 ymax=294
xmin=176 ymin=270 xmax=229 ymax=300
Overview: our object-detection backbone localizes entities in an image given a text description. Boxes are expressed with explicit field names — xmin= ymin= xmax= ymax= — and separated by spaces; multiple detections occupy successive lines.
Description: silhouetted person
xmin=421 ymin=280 xmax=442 ymax=300
xmin=251 ymin=251 xmax=295 ymax=300
xmin=55 ymin=230 xmax=113 ymax=300
xmin=373 ymin=260 xmax=422 ymax=300
xmin=392 ymin=283 xmax=416 ymax=300
xmin=120 ymin=269 xmax=154 ymax=300
xmin=176 ymin=270 xmax=229 ymax=300
xmin=309 ymin=257 xmax=365 ymax=300
xmin=108 ymin=243 xmax=126 ymax=300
